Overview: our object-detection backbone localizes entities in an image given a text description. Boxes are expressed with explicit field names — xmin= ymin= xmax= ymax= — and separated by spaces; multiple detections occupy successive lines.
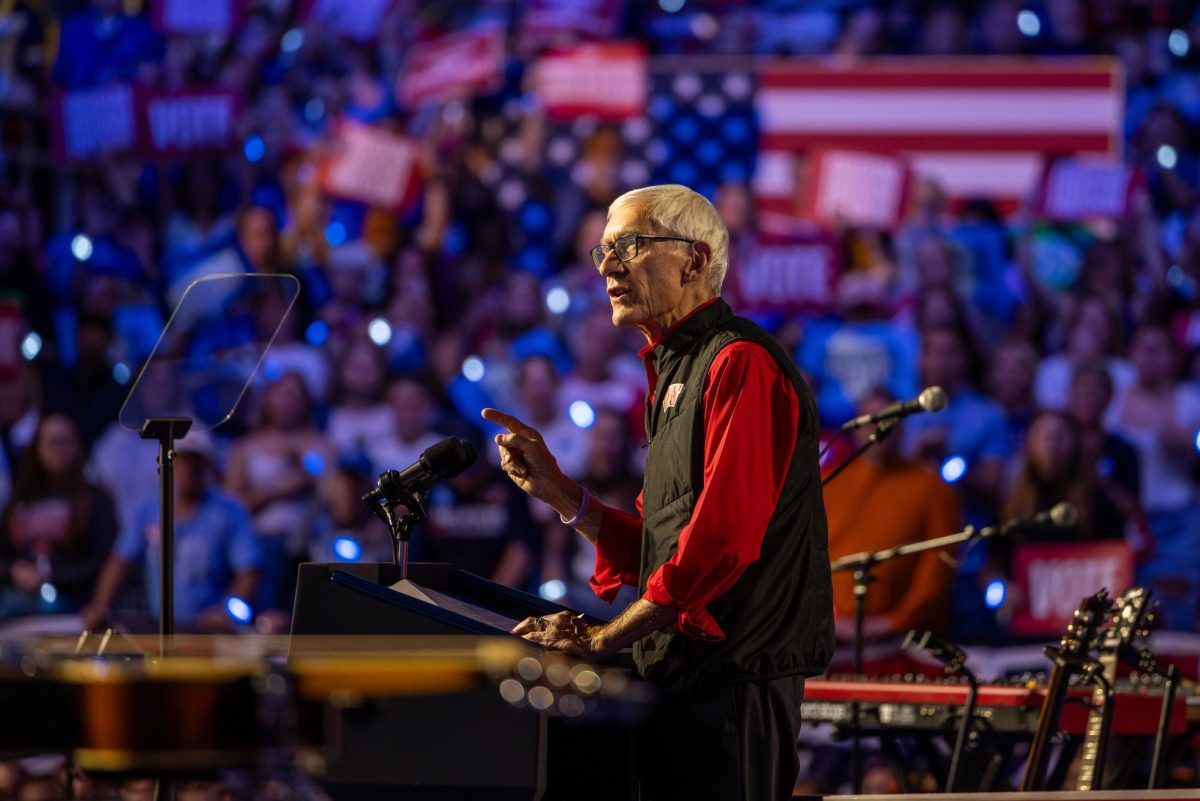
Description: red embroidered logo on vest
xmin=662 ymin=383 xmax=685 ymax=410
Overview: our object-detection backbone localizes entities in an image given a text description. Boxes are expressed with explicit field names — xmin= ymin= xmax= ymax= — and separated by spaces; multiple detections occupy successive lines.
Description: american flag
xmin=754 ymin=57 xmax=1123 ymax=225
xmin=490 ymin=55 xmax=1122 ymax=274
xmin=536 ymin=56 xmax=758 ymax=201
xmin=640 ymin=58 xmax=759 ymax=196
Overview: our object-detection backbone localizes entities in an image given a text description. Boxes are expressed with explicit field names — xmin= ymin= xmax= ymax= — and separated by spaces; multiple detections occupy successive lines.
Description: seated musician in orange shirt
xmin=824 ymin=390 xmax=962 ymax=641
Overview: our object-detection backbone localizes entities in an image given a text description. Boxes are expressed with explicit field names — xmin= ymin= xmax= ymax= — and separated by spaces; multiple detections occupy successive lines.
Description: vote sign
xmin=724 ymin=234 xmax=841 ymax=314
xmin=1011 ymin=540 xmax=1134 ymax=637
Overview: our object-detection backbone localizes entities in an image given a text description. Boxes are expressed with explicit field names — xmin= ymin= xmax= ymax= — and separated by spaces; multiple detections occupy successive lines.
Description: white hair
xmin=609 ymin=184 xmax=730 ymax=295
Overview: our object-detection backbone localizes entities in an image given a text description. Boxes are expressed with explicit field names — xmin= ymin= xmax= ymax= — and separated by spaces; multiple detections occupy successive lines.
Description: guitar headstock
xmin=1101 ymin=586 xmax=1155 ymax=653
xmin=1058 ymin=589 xmax=1112 ymax=659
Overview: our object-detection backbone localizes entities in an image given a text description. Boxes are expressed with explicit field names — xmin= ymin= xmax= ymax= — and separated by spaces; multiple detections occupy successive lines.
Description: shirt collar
xmin=636 ymin=297 xmax=722 ymax=361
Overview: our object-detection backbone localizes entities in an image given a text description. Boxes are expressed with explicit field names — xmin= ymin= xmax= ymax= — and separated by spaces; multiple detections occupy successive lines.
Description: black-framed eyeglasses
xmin=590 ymin=233 xmax=695 ymax=269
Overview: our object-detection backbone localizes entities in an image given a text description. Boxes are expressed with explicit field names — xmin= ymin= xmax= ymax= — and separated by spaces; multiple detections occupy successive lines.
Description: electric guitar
xmin=1021 ymin=589 xmax=1111 ymax=792
xmin=1076 ymin=586 xmax=1155 ymax=791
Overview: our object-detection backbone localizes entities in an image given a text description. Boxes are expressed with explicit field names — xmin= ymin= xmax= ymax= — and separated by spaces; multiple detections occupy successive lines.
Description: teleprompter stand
xmin=117 ymin=273 xmax=300 ymax=657
xmin=138 ymin=417 xmax=191 ymax=655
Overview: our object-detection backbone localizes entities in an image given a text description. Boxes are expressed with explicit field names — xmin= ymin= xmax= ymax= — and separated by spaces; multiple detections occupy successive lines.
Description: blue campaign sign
xmin=796 ymin=318 xmax=919 ymax=428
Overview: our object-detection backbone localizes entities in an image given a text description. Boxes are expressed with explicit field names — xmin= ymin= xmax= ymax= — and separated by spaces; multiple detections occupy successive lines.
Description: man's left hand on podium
xmin=513 ymin=611 xmax=617 ymax=660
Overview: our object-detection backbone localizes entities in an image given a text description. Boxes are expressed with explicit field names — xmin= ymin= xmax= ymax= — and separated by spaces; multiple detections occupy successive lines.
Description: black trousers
xmin=636 ymin=675 xmax=805 ymax=801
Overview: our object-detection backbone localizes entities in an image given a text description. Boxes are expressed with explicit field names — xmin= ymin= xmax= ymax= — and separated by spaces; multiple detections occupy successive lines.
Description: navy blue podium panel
xmin=290 ymin=561 xmax=593 ymax=642
xmin=287 ymin=562 xmax=637 ymax=801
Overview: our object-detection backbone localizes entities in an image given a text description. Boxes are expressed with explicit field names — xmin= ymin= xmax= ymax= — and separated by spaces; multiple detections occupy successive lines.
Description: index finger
xmin=481 ymin=408 xmax=538 ymax=438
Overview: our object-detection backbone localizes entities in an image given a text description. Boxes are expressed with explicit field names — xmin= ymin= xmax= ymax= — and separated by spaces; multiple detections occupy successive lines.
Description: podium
xmin=291 ymin=561 xmax=593 ymax=640
xmin=289 ymin=562 xmax=639 ymax=801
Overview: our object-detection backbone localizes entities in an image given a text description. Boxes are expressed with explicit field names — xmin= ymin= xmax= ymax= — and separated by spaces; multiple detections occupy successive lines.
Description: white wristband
xmin=560 ymin=486 xmax=590 ymax=527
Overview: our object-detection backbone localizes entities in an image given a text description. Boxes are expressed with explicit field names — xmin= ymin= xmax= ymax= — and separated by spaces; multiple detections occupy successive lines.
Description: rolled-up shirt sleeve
xmin=590 ymin=492 xmax=644 ymax=603
xmin=642 ymin=341 xmax=799 ymax=640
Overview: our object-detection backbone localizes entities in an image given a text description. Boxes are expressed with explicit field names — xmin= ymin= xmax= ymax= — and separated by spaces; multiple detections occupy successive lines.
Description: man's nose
xmin=598 ymin=252 xmax=625 ymax=277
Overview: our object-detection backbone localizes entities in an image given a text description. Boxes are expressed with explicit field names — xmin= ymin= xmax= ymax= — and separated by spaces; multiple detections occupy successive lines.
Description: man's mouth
xmin=608 ymin=286 xmax=630 ymax=300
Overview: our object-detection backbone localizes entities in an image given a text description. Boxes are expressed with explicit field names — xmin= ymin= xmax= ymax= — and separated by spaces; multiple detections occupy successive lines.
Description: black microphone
xmin=362 ymin=437 xmax=478 ymax=506
xmin=840 ymin=386 xmax=948 ymax=431
xmin=998 ymin=502 xmax=1078 ymax=534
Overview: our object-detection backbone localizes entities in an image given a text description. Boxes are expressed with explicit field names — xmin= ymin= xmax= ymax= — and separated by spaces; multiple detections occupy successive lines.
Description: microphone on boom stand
xmin=839 ymin=386 xmax=948 ymax=431
xmin=822 ymin=386 xmax=947 ymax=486
xmin=830 ymin=484 xmax=1076 ymax=793
xmin=824 ymin=386 xmax=945 ymax=792
xmin=995 ymin=502 xmax=1078 ymax=533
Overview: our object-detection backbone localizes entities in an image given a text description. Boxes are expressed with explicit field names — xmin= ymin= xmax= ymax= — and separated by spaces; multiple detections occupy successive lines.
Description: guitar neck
xmin=1077 ymin=653 xmax=1119 ymax=791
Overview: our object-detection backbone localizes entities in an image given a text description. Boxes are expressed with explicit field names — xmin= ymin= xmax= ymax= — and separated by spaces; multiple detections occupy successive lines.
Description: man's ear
xmin=683 ymin=241 xmax=712 ymax=285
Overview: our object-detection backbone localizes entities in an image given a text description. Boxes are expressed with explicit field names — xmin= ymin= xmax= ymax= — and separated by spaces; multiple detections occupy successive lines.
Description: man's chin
xmin=608 ymin=304 xmax=636 ymax=327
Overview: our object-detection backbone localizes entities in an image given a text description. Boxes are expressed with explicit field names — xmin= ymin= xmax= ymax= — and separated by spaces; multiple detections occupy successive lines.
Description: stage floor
xmin=825 ymin=791 xmax=1200 ymax=801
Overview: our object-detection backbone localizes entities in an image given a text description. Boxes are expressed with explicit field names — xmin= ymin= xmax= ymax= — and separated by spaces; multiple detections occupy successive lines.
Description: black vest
xmin=635 ymin=299 xmax=833 ymax=694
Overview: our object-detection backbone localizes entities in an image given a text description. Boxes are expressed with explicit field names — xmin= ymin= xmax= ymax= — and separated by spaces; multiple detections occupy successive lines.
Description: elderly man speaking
xmin=482 ymin=184 xmax=832 ymax=801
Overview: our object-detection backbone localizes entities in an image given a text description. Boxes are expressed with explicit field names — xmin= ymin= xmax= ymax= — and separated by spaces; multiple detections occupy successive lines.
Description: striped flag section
xmin=755 ymin=58 xmax=1123 ymax=226
xmin=535 ymin=42 xmax=648 ymax=121
xmin=396 ymin=26 xmax=506 ymax=111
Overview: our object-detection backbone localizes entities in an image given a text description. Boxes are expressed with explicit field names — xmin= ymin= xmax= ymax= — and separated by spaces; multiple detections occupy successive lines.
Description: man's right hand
xmin=481 ymin=408 xmax=576 ymax=510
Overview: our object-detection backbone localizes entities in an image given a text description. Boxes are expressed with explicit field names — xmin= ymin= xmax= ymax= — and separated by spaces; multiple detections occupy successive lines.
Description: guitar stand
xmin=1022 ymin=647 xmax=1083 ymax=792
xmin=1115 ymin=637 xmax=1177 ymax=790
xmin=1043 ymin=735 xmax=1081 ymax=791
xmin=1149 ymin=663 xmax=1179 ymax=789
xmin=1032 ymin=671 xmax=1099 ymax=791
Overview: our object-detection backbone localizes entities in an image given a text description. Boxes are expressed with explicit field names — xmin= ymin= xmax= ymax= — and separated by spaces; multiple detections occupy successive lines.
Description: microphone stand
xmin=822 ymin=418 xmax=898 ymax=487
xmin=821 ymin=416 xmax=897 ymax=792
xmin=831 ymin=519 xmax=1008 ymax=794
xmin=366 ymin=488 xmax=428 ymax=582
xmin=902 ymin=630 xmax=978 ymax=792
xmin=831 ymin=521 xmax=1006 ymax=662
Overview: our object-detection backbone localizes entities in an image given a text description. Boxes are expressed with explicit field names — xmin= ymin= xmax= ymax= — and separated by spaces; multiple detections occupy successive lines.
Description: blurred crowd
xmin=1 ymin=0 xmax=1200 ymax=664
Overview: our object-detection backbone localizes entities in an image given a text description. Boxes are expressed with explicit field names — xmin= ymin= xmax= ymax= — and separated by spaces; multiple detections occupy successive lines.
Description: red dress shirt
xmin=589 ymin=305 xmax=800 ymax=640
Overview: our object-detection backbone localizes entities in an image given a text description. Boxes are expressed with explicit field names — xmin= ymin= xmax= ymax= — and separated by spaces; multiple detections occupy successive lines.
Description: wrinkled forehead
xmin=602 ymin=201 xmax=660 ymax=243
